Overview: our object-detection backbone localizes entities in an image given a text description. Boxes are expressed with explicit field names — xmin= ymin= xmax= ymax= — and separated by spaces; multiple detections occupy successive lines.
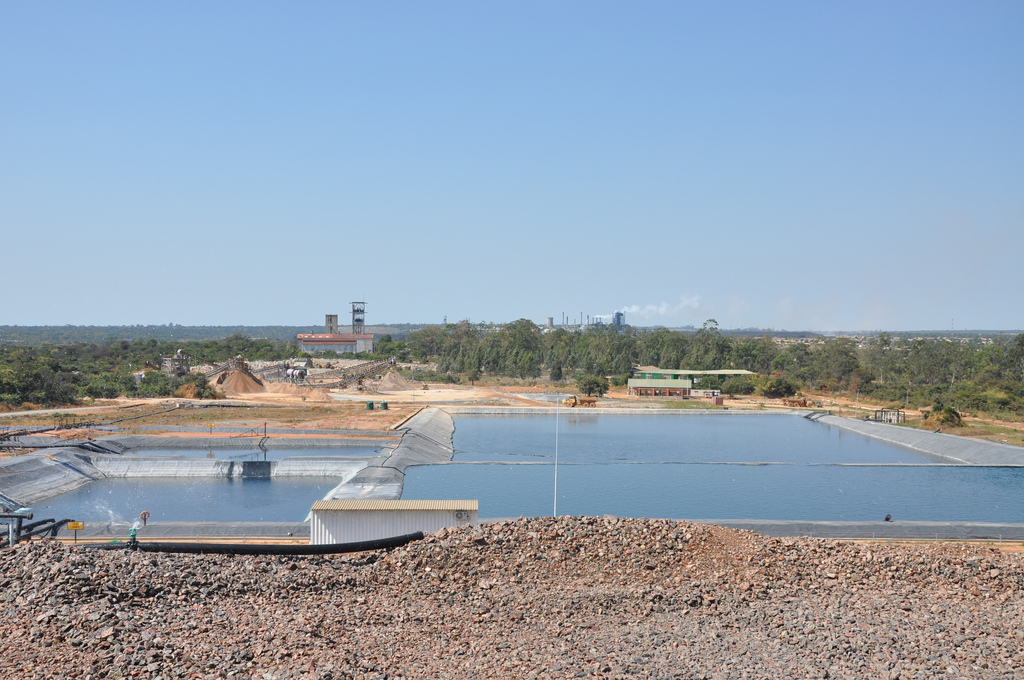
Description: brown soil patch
xmin=175 ymin=383 xmax=198 ymax=399
xmin=39 ymin=428 xmax=108 ymax=440
xmin=262 ymin=383 xmax=333 ymax=402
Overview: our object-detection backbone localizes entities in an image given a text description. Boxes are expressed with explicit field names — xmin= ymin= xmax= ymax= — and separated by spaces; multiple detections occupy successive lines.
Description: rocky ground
xmin=1 ymin=517 xmax=1022 ymax=679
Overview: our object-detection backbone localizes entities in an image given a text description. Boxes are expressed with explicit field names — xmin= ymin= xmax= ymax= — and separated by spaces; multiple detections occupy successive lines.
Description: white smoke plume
xmin=614 ymin=294 xmax=702 ymax=322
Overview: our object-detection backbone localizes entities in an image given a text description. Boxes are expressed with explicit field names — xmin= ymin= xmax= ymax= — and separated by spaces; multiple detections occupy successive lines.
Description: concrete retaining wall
xmin=89 ymin=456 xmax=238 ymax=478
xmin=272 ymin=459 xmax=367 ymax=479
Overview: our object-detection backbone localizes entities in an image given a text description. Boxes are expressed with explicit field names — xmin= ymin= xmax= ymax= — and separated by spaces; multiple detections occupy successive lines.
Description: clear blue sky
xmin=2 ymin=3 xmax=1021 ymax=331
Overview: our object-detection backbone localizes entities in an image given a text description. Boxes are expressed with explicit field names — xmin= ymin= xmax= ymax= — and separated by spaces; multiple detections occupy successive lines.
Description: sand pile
xmin=263 ymin=383 xmax=307 ymax=395
xmin=378 ymin=370 xmax=413 ymax=391
xmin=216 ymin=370 xmax=265 ymax=394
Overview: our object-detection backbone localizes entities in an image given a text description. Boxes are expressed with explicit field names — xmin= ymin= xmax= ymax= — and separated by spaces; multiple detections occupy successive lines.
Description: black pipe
xmin=84 ymin=531 xmax=424 ymax=555
xmin=19 ymin=518 xmax=73 ymax=534
xmin=20 ymin=519 xmax=75 ymax=540
xmin=1 ymin=519 xmax=70 ymax=546
xmin=18 ymin=518 xmax=55 ymax=533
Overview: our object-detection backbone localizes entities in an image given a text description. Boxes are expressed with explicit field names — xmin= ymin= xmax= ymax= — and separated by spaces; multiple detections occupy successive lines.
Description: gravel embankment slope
xmin=2 ymin=517 xmax=1022 ymax=679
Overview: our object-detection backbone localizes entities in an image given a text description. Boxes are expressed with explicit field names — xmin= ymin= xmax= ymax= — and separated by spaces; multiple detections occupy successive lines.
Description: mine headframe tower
xmin=351 ymin=301 xmax=366 ymax=335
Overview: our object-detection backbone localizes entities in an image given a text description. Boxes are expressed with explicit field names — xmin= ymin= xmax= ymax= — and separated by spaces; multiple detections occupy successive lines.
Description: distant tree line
xmin=0 ymin=335 xmax=298 ymax=406
xmin=0 ymin=325 xmax=316 ymax=345
xmin=0 ymin=323 xmax=428 ymax=346
xmin=3 ymin=324 xmax=1023 ymax=420
xmin=392 ymin=320 xmax=1024 ymax=418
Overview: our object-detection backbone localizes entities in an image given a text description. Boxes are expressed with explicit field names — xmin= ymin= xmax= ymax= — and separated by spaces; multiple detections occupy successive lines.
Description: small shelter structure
xmin=309 ymin=499 xmax=478 ymax=545
xmin=872 ymin=408 xmax=906 ymax=424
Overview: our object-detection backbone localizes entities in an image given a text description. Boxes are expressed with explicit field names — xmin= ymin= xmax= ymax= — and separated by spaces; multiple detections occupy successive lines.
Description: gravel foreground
xmin=2 ymin=517 xmax=1022 ymax=680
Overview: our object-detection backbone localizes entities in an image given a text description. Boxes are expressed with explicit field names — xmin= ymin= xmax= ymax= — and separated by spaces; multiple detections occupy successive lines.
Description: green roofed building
xmin=627 ymin=367 xmax=754 ymax=397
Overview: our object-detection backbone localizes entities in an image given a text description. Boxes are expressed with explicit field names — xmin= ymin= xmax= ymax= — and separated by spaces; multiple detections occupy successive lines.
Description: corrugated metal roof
xmin=632 ymin=368 xmax=753 ymax=376
xmin=310 ymin=499 xmax=479 ymax=512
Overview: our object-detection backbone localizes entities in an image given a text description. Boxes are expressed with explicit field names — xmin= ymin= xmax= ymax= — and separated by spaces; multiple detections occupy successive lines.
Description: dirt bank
xmin=2 ymin=517 xmax=1021 ymax=679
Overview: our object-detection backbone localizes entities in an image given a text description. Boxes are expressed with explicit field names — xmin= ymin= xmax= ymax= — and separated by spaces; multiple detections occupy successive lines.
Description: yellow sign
xmin=67 ymin=521 xmax=84 ymax=531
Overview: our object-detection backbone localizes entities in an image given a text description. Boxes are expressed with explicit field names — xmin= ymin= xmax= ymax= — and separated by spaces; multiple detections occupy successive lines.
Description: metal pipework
xmin=0 ymin=511 xmax=34 ymax=548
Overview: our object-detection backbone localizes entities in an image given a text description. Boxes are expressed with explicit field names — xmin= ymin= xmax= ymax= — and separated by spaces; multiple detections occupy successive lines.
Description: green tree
xmin=811 ymin=338 xmax=860 ymax=389
xmin=756 ymin=376 xmax=797 ymax=398
xmin=731 ymin=336 xmax=778 ymax=374
xmin=136 ymin=371 xmax=174 ymax=397
xmin=1007 ymin=334 xmax=1024 ymax=381
xmin=549 ymin=361 xmax=563 ymax=382
xmin=576 ymin=374 xmax=609 ymax=397
xmin=83 ymin=372 xmax=135 ymax=399
xmin=721 ymin=375 xmax=755 ymax=395
xmin=691 ymin=320 xmax=731 ymax=369
xmin=864 ymin=332 xmax=896 ymax=384
xmin=406 ymin=325 xmax=448 ymax=361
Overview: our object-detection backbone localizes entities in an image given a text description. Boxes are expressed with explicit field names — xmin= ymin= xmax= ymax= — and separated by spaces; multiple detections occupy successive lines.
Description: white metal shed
xmin=309 ymin=499 xmax=478 ymax=545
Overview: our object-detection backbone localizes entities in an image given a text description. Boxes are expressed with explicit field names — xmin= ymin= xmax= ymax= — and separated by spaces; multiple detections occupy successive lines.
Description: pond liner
xmin=84 ymin=530 xmax=424 ymax=555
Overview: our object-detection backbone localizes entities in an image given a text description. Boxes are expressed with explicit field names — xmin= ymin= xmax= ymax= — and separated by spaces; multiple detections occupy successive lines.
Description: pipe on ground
xmin=0 ymin=518 xmax=75 ymax=547
xmin=85 ymin=531 xmax=424 ymax=555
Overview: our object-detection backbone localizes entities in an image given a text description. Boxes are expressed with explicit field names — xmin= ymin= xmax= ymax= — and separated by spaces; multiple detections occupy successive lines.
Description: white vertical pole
xmin=554 ymin=396 xmax=559 ymax=517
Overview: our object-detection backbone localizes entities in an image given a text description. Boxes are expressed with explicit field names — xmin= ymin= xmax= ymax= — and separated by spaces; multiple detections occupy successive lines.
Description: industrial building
xmin=552 ymin=310 xmax=627 ymax=331
xmin=627 ymin=367 xmax=754 ymax=397
xmin=297 ymin=303 xmax=375 ymax=354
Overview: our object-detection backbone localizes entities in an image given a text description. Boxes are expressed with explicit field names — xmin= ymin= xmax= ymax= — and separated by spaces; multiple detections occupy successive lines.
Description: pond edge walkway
xmin=813 ymin=414 xmax=1024 ymax=466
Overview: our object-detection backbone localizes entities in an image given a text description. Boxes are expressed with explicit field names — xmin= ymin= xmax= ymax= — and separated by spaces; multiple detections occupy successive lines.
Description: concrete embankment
xmin=0 ymin=449 xmax=370 ymax=508
xmin=83 ymin=455 xmax=366 ymax=480
xmin=813 ymin=414 xmax=1024 ymax=465
xmin=0 ymin=449 xmax=103 ymax=509
xmin=322 ymin=407 xmax=455 ymax=500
